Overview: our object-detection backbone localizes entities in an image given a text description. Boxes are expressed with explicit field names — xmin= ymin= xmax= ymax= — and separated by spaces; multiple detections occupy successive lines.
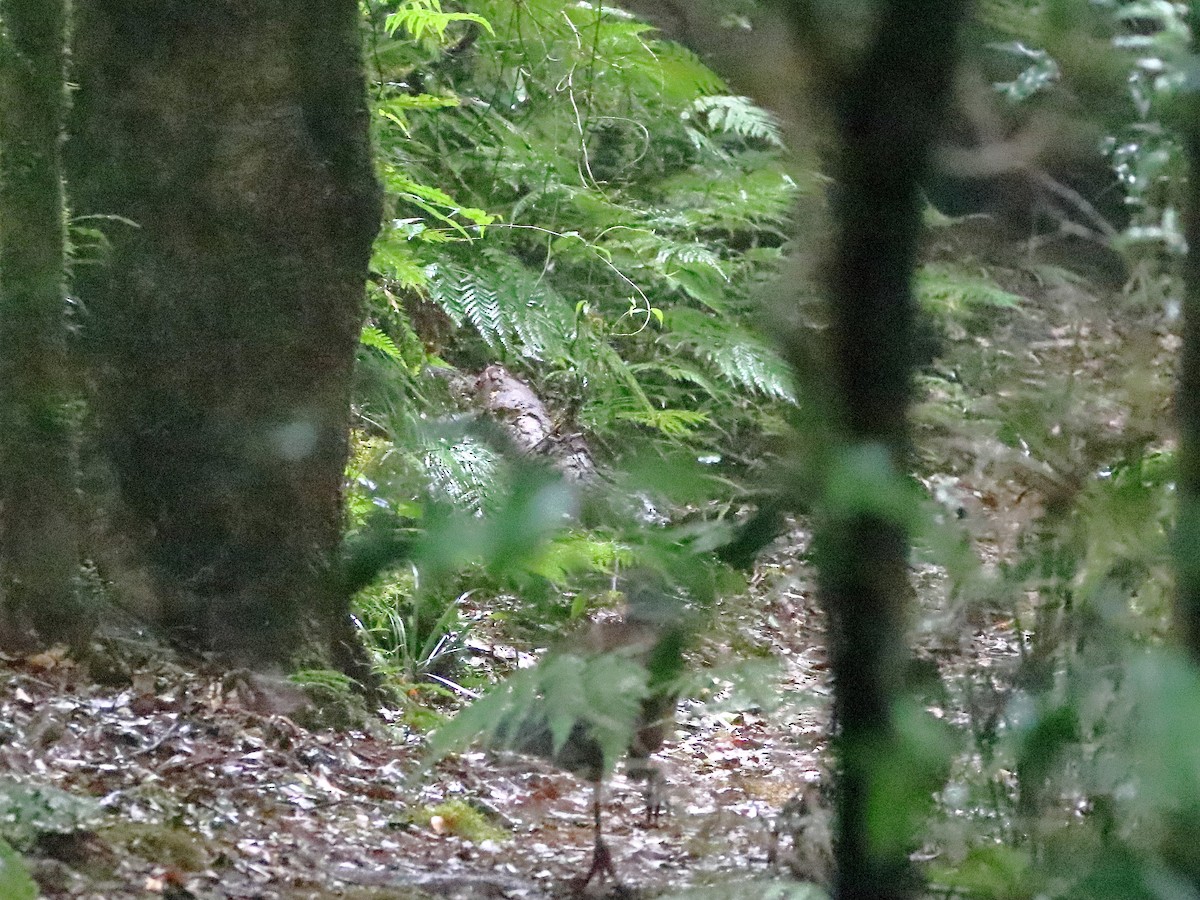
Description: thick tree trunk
xmin=781 ymin=3 xmax=967 ymax=899
xmin=0 ymin=0 xmax=86 ymax=650
xmin=67 ymin=1 xmax=381 ymax=668
xmin=1176 ymin=8 xmax=1200 ymax=664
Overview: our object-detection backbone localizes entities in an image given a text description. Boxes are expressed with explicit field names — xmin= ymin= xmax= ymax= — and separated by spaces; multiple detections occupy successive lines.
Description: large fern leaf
xmin=386 ymin=0 xmax=493 ymax=41
xmin=424 ymin=249 xmax=574 ymax=362
xmin=691 ymin=95 xmax=785 ymax=148
xmin=663 ymin=308 xmax=796 ymax=403
xmin=421 ymin=435 xmax=503 ymax=514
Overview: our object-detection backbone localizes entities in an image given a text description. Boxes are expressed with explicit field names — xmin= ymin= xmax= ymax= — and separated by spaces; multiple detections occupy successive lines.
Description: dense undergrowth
xmin=329 ymin=2 xmax=1200 ymax=898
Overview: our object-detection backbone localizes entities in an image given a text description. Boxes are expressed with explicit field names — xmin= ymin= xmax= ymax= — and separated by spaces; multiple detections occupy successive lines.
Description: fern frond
xmin=641 ymin=41 xmax=726 ymax=103
xmin=363 ymin=0 xmax=803 ymax=460
xmin=916 ymin=263 xmax=1022 ymax=318
xmin=421 ymin=435 xmax=503 ymax=513
xmin=377 ymin=93 xmax=460 ymax=134
xmin=663 ymin=308 xmax=796 ymax=403
xmin=426 ymin=650 xmax=650 ymax=777
xmin=598 ymin=229 xmax=730 ymax=310
xmin=383 ymin=164 xmax=496 ymax=236
xmin=360 ymin=325 xmax=403 ymax=361
xmin=528 ymin=533 xmax=631 ymax=584
xmin=386 ymin=0 xmax=493 ymax=40
xmin=660 ymin=166 xmax=803 ymax=232
xmin=691 ymin=96 xmax=784 ymax=148
xmin=372 ymin=221 xmax=432 ymax=289
xmin=653 ymin=240 xmax=727 ymax=273
xmin=629 ymin=360 xmax=721 ymax=397
xmin=614 ymin=407 xmax=711 ymax=437
xmin=427 ymin=261 xmax=505 ymax=346
xmin=423 ymin=250 xmax=575 ymax=362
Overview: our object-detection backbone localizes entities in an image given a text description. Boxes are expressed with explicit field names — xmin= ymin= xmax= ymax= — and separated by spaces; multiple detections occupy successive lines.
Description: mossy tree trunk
xmin=1176 ymin=7 xmax=1200 ymax=663
xmin=67 ymin=1 xmax=381 ymax=670
xmin=0 ymin=0 xmax=87 ymax=651
xmin=781 ymin=3 xmax=967 ymax=898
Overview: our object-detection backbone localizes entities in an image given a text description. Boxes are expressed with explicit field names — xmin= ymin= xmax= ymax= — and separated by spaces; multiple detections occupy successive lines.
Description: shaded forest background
xmin=4 ymin=1 xmax=1200 ymax=898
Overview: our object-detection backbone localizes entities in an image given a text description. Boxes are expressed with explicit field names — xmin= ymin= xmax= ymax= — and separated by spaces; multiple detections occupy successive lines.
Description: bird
xmin=488 ymin=574 xmax=689 ymax=890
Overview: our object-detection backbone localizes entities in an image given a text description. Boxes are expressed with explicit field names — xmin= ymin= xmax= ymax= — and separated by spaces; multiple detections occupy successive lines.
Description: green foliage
xmin=690 ymin=95 xmax=785 ymax=148
xmin=360 ymin=0 xmax=801 ymax=452
xmin=916 ymin=263 xmax=1023 ymax=320
xmin=406 ymin=799 xmax=508 ymax=842
xmin=663 ymin=307 xmax=796 ymax=402
xmin=384 ymin=0 xmax=492 ymax=43
xmin=522 ymin=531 xmax=630 ymax=586
xmin=921 ymin=317 xmax=1180 ymax=895
xmin=347 ymin=8 xmax=1196 ymax=894
xmin=288 ymin=668 xmax=358 ymax=694
xmin=422 ymin=252 xmax=573 ymax=363
xmin=360 ymin=324 xmax=404 ymax=362
xmin=344 ymin=8 xmax=808 ymax=696
xmin=972 ymin=0 xmax=1190 ymax=254
xmin=930 ymin=845 xmax=1035 ymax=900
xmin=354 ymin=574 xmax=467 ymax=683
xmin=419 ymin=433 xmax=505 ymax=514
xmin=426 ymin=647 xmax=652 ymax=778
xmin=0 ymin=838 xmax=36 ymax=900
xmin=0 ymin=780 xmax=102 ymax=853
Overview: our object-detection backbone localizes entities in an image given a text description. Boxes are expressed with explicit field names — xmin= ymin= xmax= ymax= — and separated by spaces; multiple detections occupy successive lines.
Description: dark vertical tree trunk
xmin=0 ymin=0 xmax=86 ymax=651
xmin=66 ymin=1 xmax=381 ymax=669
xmin=781 ymin=3 xmax=968 ymax=898
xmin=1175 ymin=7 xmax=1200 ymax=664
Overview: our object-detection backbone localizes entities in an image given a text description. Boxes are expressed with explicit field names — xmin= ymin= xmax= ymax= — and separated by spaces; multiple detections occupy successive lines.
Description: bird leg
xmin=626 ymin=758 xmax=665 ymax=826
xmin=578 ymin=780 xmax=621 ymax=891
xmin=641 ymin=764 xmax=665 ymax=826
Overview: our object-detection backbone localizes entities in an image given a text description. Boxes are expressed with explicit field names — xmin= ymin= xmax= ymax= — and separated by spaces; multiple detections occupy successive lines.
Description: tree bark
xmin=1175 ymin=6 xmax=1200 ymax=664
xmin=67 ymin=0 xmax=381 ymax=668
xmin=780 ymin=3 xmax=968 ymax=898
xmin=0 ymin=0 xmax=86 ymax=650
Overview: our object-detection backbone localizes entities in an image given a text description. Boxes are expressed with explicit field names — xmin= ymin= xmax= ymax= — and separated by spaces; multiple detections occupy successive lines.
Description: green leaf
xmin=663 ymin=308 xmax=796 ymax=402
xmin=360 ymin=325 xmax=403 ymax=361
xmin=372 ymin=226 xmax=432 ymax=288
xmin=615 ymin=407 xmax=711 ymax=437
xmin=0 ymin=839 xmax=36 ymax=900
xmin=385 ymin=0 xmax=494 ymax=40
xmin=649 ymin=42 xmax=726 ymax=104
xmin=916 ymin=263 xmax=1022 ymax=318
xmin=0 ymin=780 xmax=102 ymax=852
xmin=929 ymin=845 xmax=1035 ymax=899
xmin=424 ymin=251 xmax=574 ymax=361
xmin=691 ymin=95 xmax=785 ymax=147
xmin=377 ymin=92 xmax=460 ymax=133
xmin=383 ymin=166 xmax=495 ymax=237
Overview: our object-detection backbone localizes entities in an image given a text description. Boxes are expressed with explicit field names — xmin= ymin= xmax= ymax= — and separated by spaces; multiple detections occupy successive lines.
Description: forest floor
xmin=0 ymin=551 xmax=828 ymax=900
xmin=0 ymin=228 xmax=1170 ymax=900
xmin=0 ymin=542 xmax=838 ymax=900
xmin=4 ymin=546 xmax=1023 ymax=900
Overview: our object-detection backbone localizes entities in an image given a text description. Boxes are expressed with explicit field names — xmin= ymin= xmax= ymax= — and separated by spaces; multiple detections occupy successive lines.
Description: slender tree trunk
xmin=66 ymin=1 xmax=381 ymax=670
xmin=1175 ymin=7 xmax=1200 ymax=663
xmin=0 ymin=0 xmax=86 ymax=651
xmin=781 ymin=3 xmax=968 ymax=898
